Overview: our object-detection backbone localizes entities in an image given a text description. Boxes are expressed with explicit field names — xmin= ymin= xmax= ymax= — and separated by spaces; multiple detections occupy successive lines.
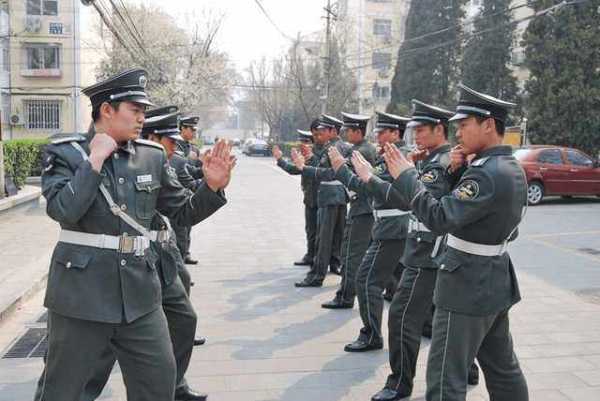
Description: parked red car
xmin=513 ymin=146 xmax=600 ymax=205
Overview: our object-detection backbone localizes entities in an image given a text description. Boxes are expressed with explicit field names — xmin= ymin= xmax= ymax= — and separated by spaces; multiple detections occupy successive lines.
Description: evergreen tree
xmin=522 ymin=0 xmax=600 ymax=156
xmin=388 ymin=0 xmax=466 ymax=115
xmin=461 ymin=0 xmax=520 ymax=123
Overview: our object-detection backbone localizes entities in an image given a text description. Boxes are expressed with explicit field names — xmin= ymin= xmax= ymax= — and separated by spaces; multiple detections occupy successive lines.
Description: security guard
xmin=365 ymin=84 xmax=529 ymax=401
xmin=368 ymin=100 xmax=457 ymax=401
xmin=36 ymin=68 xmax=231 ymax=401
xmin=329 ymin=112 xmax=411 ymax=352
xmin=70 ymin=109 xmax=210 ymax=401
xmin=174 ymin=115 xmax=202 ymax=265
xmin=272 ymin=120 xmax=321 ymax=267
xmin=292 ymin=114 xmax=352 ymax=287
xmin=321 ymin=112 xmax=377 ymax=309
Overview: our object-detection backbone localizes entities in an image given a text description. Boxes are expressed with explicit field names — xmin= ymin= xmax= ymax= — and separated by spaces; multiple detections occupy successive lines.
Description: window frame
xmin=26 ymin=0 xmax=58 ymax=16
xmin=24 ymin=99 xmax=61 ymax=130
xmin=537 ymin=149 xmax=564 ymax=165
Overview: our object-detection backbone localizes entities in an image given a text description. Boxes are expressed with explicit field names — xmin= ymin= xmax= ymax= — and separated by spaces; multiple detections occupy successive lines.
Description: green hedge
xmin=3 ymin=139 xmax=49 ymax=189
xmin=276 ymin=142 xmax=302 ymax=157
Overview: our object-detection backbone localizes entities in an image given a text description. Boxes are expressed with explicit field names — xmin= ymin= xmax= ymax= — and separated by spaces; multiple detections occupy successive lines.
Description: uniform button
xmin=440 ymin=264 xmax=446 ymax=270
xmin=113 ymin=153 xmax=119 ymax=159
xmin=120 ymin=204 xmax=127 ymax=211
xmin=120 ymin=259 xmax=127 ymax=266
xmin=66 ymin=261 xmax=72 ymax=268
xmin=118 ymin=177 xmax=125 ymax=184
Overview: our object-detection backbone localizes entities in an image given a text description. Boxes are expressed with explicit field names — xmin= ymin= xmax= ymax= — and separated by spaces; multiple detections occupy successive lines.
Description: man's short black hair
xmin=475 ymin=116 xmax=505 ymax=136
xmin=310 ymin=118 xmax=320 ymax=131
xmin=92 ymin=101 xmax=122 ymax=122
xmin=423 ymin=123 xmax=449 ymax=139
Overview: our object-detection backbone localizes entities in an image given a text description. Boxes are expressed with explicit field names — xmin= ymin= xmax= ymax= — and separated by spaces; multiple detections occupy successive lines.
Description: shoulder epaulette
xmin=51 ymin=135 xmax=86 ymax=145
xmin=134 ymin=138 xmax=164 ymax=150
xmin=174 ymin=150 xmax=184 ymax=156
xmin=471 ymin=157 xmax=490 ymax=167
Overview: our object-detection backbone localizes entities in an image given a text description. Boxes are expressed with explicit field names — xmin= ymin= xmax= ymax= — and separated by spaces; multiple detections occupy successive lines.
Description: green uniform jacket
xmin=276 ymin=145 xmax=323 ymax=207
xmin=41 ymin=136 xmax=227 ymax=324
xmin=301 ymin=137 xmax=353 ymax=208
xmin=170 ymin=151 xmax=201 ymax=192
xmin=387 ymin=145 xmax=527 ymax=316
xmin=337 ymin=141 xmax=410 ymax=240
xmin=402 ymin=144 xmax=452 ymax=269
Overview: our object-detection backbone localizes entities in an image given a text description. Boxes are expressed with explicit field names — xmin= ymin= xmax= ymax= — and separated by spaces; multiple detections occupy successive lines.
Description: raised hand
xmin=272 ymin=145 xmax=283 ymax=160
xmin=409 ymin=149 xmax=428 ymax=163
xmin=299 ymin=143 xmax=313 ymax=160
xmin=328 ymin=147 xmax=346 ymax=172
xmin=384 ymin=143 xmax=414 ymax=179
xmin=89 ymin=133 xmax=118 ymax=172
xmin=351 ymin=151 xmax=374 ymax=182
xmin=291 ymin=148 xmax=305 ymax=170
xmin=449 ymin=145 xmax=467 ymax=172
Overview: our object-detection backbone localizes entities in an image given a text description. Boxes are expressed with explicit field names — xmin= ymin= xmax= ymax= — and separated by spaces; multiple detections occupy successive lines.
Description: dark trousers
xmin=426 ymin=308 xmax=528 ymax=401
xmin=335 ymin=214 xmax=374 ymax=303
xmin=385 ymin=263 xmax=405 ymax=296
xmin=172 ymin=222 xmax=192 ymax=258
xmin=355 ymin=239 xmax=405 ymax=344
xmin=36 ymin=308 xmax=176 ymax=401
xmin=305 ymin=205 xmax=346 ymax=283
xmin=387 ymin=267 xmax=437 ymax=394
xmin=304 ymin=205 xmax=318 ymax=261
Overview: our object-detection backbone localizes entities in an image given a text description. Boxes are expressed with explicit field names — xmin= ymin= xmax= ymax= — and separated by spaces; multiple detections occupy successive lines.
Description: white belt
xmin=408 ymin=219 xmax=431 ymax=233
xmin=321 ymin=180 xmax=344 ymax=186
xmin=59 ymin=229 xmax=168 ymax=256
xmin=373 ymin=209 xmax=411 ymax=219
xmin=447 ymin=234 xmax=508 ymax=257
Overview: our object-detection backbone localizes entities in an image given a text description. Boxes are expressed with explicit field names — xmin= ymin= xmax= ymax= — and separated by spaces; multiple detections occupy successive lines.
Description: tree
xmin=388 ymin=0 xmax=466 ymax=115
xmin=92 ymin=3 xmax=236 ymax=129
xmin=522 ymin=0 xmax=600 ymax=156
xmin=461 ymin=0 xmax=520 ymax=124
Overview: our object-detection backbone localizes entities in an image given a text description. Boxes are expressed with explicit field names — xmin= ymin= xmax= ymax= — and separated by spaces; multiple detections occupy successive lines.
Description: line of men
xmin=274 ymin=83 xmax=529 ymax=401
xmin=34 ymin=68 xmax=235 ymax=401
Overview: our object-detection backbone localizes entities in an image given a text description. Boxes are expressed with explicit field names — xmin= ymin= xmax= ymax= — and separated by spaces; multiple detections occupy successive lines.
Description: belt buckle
xmin=157 ymin=230 xmax=169 ymax=243
xmin=133 ymin=236 xmax=148 ymax=257
xmin=119 ymin=233 xmax=135 ymax=253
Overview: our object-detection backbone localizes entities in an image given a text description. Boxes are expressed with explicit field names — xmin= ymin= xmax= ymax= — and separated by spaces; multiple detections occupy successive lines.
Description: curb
xmin=0 ymin=185 xmax=42 ymax=213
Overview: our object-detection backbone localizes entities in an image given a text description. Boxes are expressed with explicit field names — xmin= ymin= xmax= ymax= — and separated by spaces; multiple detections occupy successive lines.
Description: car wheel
xmin=527 ymin=182 xmax=544 ymax=205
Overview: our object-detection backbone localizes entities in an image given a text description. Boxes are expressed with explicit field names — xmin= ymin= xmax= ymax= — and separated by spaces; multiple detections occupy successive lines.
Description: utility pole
xmin=321 ymin=0 xmax=336 ymax=114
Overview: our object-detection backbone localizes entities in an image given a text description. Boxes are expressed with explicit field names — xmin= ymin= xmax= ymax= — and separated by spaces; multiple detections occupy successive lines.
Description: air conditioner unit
xmin=10 ymin=113 xmax=24 ymax=126
xmin=378 ymin=71 xmax=389 ymax=79
xmin=25 ymin=16 xmax=42 ymax=33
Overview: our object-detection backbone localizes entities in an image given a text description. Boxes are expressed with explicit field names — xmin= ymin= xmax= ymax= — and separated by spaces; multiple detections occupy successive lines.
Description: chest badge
xmin=454 ymin=180 xmax=480 ymax=200
xmin=136 ymin=174 xmax=153 ymax=184
xmin=420 ymin=170 xmax=439 ymax=184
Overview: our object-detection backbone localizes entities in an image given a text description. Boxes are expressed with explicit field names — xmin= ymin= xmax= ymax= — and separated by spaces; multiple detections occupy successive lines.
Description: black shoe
xmin=468 ymin=363 xmax=480 ymax=385
xmin=294 ymin=279 xmax=322 ymax=288
xmin=383 ymin=291 xmax=394 ymax=302
xmin=371 ymin=387 xmax=410 ymax=401
xmin=194 ymin=336 xmax=206 ymax=346
xmin=184 ymin=256 xmax=198 ymax=265
xmin=329 ymin=266 xmax=341 ymax=275
xmin=344 ymin=339 xmax=383 ymax=352
xmin=175 ymin=385 xmax=207 ymax=401
xmin=321 ymin=298 xmax=354 ymax=309
xmin=422 ymin=324 xmax=432 ymax=339
xmin=294 ymin=256 xmax=313 ymax=266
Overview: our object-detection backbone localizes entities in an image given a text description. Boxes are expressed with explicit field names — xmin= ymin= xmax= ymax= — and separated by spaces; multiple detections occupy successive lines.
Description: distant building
xmin=1 ymin=0 xmax=86 ymax=139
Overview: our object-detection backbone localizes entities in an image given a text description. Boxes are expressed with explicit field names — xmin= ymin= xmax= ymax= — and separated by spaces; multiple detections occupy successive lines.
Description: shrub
xmin=3 ymin=139 xmax=49 ymax=188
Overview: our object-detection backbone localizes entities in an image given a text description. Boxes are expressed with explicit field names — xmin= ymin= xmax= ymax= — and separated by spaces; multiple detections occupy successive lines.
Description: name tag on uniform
xmin=136 ymin=174 xmax=153 ymax=183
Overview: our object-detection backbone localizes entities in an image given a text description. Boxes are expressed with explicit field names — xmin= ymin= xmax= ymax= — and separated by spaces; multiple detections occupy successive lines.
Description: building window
xmin=24 ymin=100 xmax=61 ymax=130
xmin=368 ymin=0 xmax=392 ymax=3
xmin=372 ymin=84 xmax=390 ymax=99
xmin=25 ymin=44 xmax=60 ymax=69
xmin=373 ymin=19 xmax=392 ymax=36
xmin=27 ymin=0 xmax=58 ymax=16
xmin=372 ymin=52 xmax=391 ymax=70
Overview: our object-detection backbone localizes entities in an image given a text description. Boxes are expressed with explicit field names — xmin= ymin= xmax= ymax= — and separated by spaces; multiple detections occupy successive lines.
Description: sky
xmin=82 ymin=0 xmax=327 ymax=71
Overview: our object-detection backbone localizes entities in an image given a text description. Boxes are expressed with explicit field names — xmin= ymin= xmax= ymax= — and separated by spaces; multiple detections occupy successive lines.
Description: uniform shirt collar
xmin=425 ymin=143 xmax=451 ymax=162
xmin=118 ymin=140 xmax=136 ymax=155
xmin=476 ymin=145 xmax=512 ymax=159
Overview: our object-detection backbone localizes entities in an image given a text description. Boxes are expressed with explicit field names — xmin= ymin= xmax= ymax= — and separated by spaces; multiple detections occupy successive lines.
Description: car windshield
xmin=513 ymin=149 xmax=531 ymax=160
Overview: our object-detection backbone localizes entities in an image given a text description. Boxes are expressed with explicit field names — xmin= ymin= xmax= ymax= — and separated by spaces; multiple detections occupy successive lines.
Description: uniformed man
xmin=272 ymin=120 xmax=321 ymax=267
xmin=328 ymin=112 xmax=411 ymax=352
xmin=291 ymin=114 xmax=352 ymax=287
xmin=368 ymin=100 xmax=466 ymax=401
xmin=321 ymin=112 xmax=377 ymax=309
xmin=68 ymin=109 xmax=212 ymax=401
xmin=36 ymin=68 xmax=232 ymax=401
xmin=174 ymin=115 xmax=202 ymax=265
xmin=357 ymin=84 xmax=529 ymax=401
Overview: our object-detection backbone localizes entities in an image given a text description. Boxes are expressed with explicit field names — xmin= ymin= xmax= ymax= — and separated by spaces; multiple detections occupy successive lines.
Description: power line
xmin=252 ymin=0 xmax=295 ymax=42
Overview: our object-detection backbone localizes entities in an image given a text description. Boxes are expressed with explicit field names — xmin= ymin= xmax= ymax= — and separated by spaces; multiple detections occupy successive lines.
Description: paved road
xmin=1 ymin=153 xmax=600 ymax=401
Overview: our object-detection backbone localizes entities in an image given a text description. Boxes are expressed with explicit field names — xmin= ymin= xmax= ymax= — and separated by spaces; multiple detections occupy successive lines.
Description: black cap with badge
xmin=341 ymin=112 xmax=371 ymax=132
xmin=297 ymin=129 xmax=314 ymax=143
xmin=142 ymin=112 xmax=183 ymax=141
xmin=179 ymin=116 xmax=200 ymax=130
xmin=407 ymin=100 xmax=454 ymax=129
xmin=373 ymin=111 xmax=411 ymax=134
xmin=316 ymin=114 xmax=343 ymax=130
xmin=449 ymin=83 xmax=516 ymax=123
xmin=145 ymin=105 xmax=178 ymax=119
xmin=82 ymin=68 xmax=154 ymax=108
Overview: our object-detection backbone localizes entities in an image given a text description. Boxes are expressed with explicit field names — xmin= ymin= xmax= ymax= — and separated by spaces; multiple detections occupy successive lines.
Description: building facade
xmin=337 ymin=0 xmax=411 ymax=115
xmin=1 ymin=0 xmax=85 ymax=140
